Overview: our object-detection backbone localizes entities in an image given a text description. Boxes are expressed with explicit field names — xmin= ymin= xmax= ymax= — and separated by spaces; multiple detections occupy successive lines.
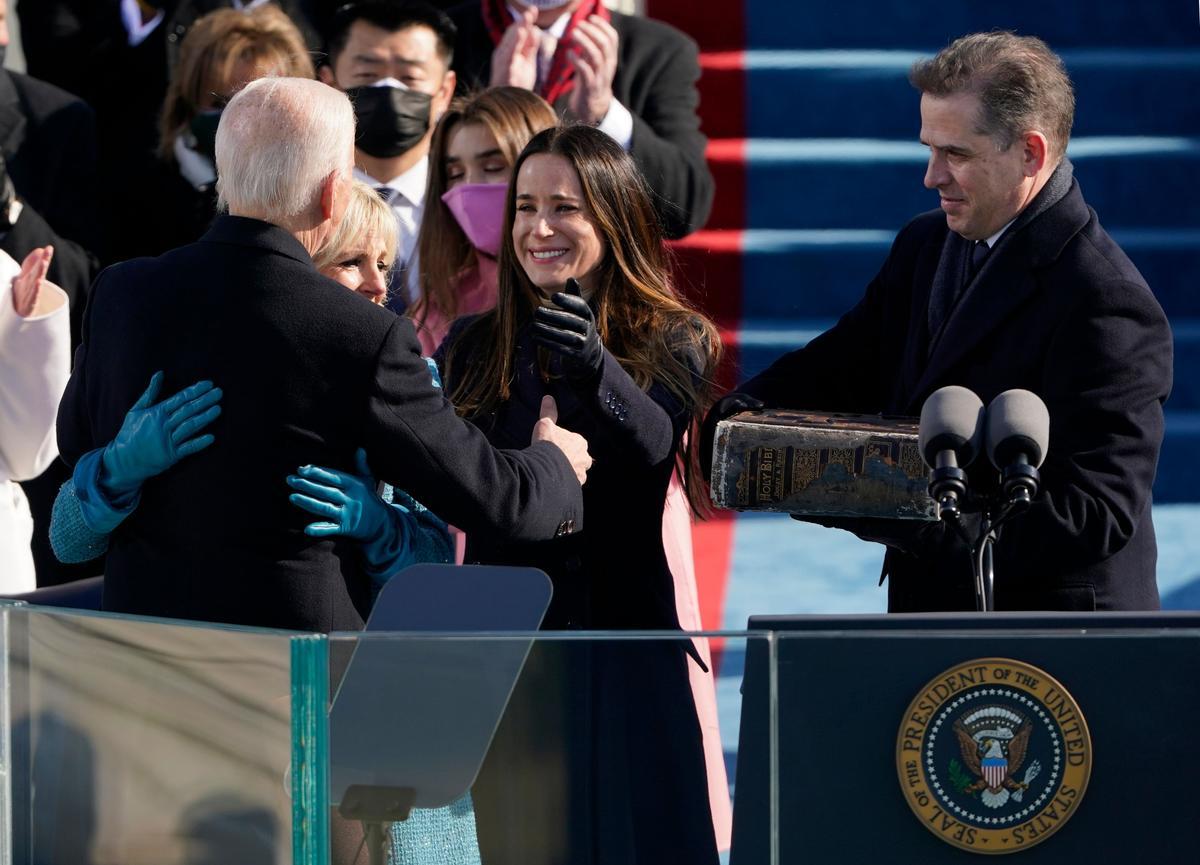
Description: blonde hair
xmin=160 ymin=5 xmax=315 ymax=159
xmin=312 ymin=180 xmax=399 ymax=280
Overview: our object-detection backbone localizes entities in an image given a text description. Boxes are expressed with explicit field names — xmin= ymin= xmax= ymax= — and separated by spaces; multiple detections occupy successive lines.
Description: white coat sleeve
xmin=0 ymin=249 xmax=71 ymax=483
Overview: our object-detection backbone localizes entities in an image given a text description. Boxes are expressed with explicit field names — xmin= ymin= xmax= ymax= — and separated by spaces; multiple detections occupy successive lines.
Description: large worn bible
xmin=711 ymin=410 xmax=937 ymax=520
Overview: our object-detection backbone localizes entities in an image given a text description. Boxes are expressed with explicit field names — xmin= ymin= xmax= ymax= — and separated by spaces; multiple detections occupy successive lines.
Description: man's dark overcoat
xmin=56 ymin=215 xmax=583 ymax=631
xmin=738 ymin=176 xmax=1173 ymax=612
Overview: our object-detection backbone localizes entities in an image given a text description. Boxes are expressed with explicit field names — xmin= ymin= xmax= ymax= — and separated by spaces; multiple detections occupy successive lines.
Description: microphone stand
xmin=967 ymin=496 xmax=1030 ymax=612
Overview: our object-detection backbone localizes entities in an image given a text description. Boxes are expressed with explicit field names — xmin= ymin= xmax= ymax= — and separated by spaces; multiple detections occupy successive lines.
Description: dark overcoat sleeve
xmin=615 ymin=16 xmax=714 ymax=239
xmin=56 ymin=265 xmax=111 ymax=468
xmin=364 ymin=317 xmax=584 ymax=542
xmin=737 ymin=218 xmax=933 ymax=413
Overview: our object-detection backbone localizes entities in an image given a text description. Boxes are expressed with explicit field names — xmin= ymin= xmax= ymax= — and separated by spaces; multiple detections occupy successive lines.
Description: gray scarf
xmin=926 ymin=158 xmax=1075 ymax=354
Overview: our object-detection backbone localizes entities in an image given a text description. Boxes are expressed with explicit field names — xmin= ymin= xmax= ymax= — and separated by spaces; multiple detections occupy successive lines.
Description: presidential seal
xmin=896 ymin=658 xmax=1091 ymax=854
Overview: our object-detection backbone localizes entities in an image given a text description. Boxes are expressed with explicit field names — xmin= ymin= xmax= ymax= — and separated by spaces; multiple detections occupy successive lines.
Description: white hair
xmin=216 ymin=77 xmax=355 ymax=223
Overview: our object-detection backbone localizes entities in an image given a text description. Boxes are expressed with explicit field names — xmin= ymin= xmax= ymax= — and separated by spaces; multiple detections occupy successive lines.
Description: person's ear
xmin=317 ymin=64 xmax=336 ymax=87
xmin=433 ymin=69 xmax=457 ymax=119
xmin=1022 ymin=131 xmax=1049 ymax=177
xmin=319 ymin=171 xmax=339 ymax=221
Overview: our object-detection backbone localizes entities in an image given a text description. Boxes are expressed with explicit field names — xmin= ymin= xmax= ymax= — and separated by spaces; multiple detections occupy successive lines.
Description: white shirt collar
xmin=983 ymin=218 xmax=1017 ymax=249
xmin=119 ymin=0 xmax=165 ymax=47
xmin=354 ymin=157 xmax=429 ymax=207
xmin=507 ymin=3 xmax=572 ymax=38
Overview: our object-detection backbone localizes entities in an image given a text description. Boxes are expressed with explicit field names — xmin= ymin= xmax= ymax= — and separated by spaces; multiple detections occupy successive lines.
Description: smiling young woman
xmin=436 ymin=124 xmax=723 ymax=864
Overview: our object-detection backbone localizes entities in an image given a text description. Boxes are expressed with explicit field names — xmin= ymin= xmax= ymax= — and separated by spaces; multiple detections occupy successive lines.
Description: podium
xmin=730 ymin=612 xmax=1200 ymax=862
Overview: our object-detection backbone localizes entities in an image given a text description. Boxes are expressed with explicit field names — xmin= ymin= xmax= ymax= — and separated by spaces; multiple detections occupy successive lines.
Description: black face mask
xmin=347 ymin=85 xmax=433 ymax=159
xmin=189 ymin=109 xmax=222 ymax=162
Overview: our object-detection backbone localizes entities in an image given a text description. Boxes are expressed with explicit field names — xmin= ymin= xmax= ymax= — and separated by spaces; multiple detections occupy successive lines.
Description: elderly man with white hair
xmin=55 ymin=77 xmax=591 ymax=632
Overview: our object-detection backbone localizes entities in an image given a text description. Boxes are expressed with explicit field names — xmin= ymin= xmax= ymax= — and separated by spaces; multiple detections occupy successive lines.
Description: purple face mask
xmin=441 ymin=183 xmax=508 ymax=257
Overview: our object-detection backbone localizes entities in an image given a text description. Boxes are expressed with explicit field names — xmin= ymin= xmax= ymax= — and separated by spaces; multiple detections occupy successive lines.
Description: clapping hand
xmin=533 ymin=278 xmax=603 ymax=382
xmin=100 ymin=372 xmax=223 ymax=497
xmin=11 ymin=246 xmax=61 ymax=318
xmin=490 ymin=6 xmax=539 ymax=90
xmin=287 ymin=448 xmax=393 ymax=542
xmin=567 ymin=15 xmax=618 ymax=125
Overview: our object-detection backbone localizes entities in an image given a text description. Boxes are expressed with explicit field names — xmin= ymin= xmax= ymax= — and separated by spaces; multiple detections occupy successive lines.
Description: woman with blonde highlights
xmin=438 ymin=124 xmax=724 ymax=864
xmin=128 ymin=6 xmax=314 ymax=258
xmin=312 ymin=181 xmax=398 ymax=306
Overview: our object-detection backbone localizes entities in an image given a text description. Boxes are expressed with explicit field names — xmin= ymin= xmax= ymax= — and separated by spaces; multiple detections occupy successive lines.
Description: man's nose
xmin=924 ymin=154 xmax=947 ymax=189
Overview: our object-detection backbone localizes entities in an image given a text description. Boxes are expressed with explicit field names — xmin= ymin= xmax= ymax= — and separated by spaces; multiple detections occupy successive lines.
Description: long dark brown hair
xmin=445 ymin=125 xmax=722 ymax=514
xmin=410 ymin=87 xmax=557 ymax=324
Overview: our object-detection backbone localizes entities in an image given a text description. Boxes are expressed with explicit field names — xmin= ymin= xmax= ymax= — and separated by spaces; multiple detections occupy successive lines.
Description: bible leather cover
xmin=712 ymin=409 xmax=936 ymax=520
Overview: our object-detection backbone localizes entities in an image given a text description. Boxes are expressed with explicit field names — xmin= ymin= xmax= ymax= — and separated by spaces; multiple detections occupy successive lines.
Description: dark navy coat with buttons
xmin=440 ymin=317 xmax=693 ymax=632
xmin=439 ymin=316 xmax=720 ymax=865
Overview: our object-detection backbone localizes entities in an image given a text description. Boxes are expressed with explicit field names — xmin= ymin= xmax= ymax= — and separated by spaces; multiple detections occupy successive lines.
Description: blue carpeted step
xmin=702 ymin=49 xmax=1200 ymax=140
xmin=1169 ymin=322 xmax=1200 ymax=414
xmin=1155 ymin=413 xmax=1200 ymax=503
xmin=713 ymin=137 xmax=1200 ymax=230
xmin=744 ymin=4 xmax=1199 ymax=51
xmin=720 ymin=228 xmax=1200 ymax=321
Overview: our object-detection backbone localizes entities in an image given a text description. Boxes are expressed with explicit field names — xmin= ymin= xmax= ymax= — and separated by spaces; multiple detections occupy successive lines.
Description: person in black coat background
xmin=56 ymin=76 xmax=591 ymax=632
xmin=705 ymin=33 xmax=1173 ymax=613
xmin=0 ymin=1 xmax=103 ymax=587
xmin=437 ymin=125 xmax=721 ymax=864
xmin=448 ymin=0 xmax=713 ymax=239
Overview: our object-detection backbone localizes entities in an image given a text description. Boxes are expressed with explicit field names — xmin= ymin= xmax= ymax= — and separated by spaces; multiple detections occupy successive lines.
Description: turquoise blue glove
xmin=288 ymin=448 xmax=395 ymax=541
xmin=99 ymin=372 xmax=222 ymax=498
xmin=288 ymin=448 xmax=418 ymax=580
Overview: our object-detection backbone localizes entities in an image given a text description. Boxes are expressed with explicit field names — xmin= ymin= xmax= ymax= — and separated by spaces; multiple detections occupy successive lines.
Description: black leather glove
xmin=699 ymin=392 xmax=766 ymax=485
xmin=533 ymin=278 xmax=603 ymax=382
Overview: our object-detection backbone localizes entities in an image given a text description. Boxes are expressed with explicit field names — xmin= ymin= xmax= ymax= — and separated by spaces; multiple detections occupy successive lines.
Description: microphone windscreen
xmin=986 ymin=389 xmax=1050 ymax=469
xmin=918 ymin=386 xmax=985 ymax=467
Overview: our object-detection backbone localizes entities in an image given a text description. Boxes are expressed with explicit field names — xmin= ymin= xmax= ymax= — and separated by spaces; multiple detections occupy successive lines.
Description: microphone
xmin=919 ymin=386 xmax=985 ymax=520
xmin=985 ymin=389 xmax=1050 ymax=508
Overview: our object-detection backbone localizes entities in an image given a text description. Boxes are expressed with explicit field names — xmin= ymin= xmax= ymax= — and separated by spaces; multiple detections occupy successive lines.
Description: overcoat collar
xmin=905 ymin=174 xmax=1089 ymax=411
xmin=200 ymin=213 xmax=315 ymax=267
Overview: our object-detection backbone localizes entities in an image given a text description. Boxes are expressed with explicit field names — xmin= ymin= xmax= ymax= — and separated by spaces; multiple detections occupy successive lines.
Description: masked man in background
xmin=319 ymin=0 xmax=457 ymax=311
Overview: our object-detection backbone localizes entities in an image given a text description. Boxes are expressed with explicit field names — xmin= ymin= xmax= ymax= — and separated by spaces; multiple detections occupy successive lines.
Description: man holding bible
xmin=706 ymin=32 xmax=1172 ymax=613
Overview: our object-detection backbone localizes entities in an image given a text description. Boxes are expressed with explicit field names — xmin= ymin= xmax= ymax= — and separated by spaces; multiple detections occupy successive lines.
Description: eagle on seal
xmin=954 ymin=713 xmax=1034 ymax=809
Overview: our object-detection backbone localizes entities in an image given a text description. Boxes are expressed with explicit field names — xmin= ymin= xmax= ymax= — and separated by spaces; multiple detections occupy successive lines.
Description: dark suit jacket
xmin=448 ymin=3 xmax=714 ymax=238
xmin=0 ymin=70 xmax=99 ymax=343
xmin=736 ymin=179 xmax=1173 ymax=612
xmin=56 ymin=215 xmax=583 ymax=632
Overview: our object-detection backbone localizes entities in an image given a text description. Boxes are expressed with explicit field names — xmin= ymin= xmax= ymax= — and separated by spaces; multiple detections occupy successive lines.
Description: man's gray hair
xmin=216 ymin=77 xmax=355 ymax=222
xmin=910 ymin=32 xmax=1075 ymax=162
